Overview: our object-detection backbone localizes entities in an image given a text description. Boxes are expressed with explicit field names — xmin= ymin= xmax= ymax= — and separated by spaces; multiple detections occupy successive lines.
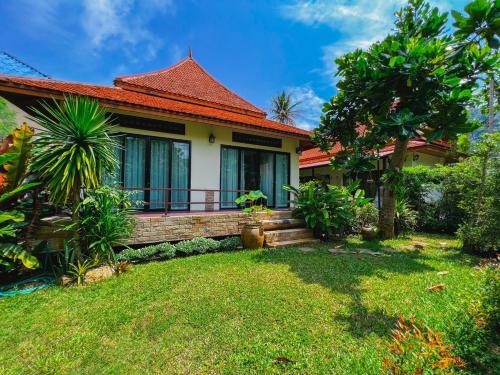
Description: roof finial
xmin=188 ymin=47 xmax=192 ymax=59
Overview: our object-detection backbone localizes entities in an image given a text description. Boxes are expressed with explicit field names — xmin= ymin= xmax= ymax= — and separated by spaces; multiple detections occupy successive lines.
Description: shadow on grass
xmin=253 ymin=242 xmax=434 ymax=338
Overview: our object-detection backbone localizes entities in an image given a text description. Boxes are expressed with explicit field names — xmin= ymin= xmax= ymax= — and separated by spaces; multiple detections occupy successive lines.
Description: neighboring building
xmin=300 ymin=138 xmax=452 ymax=206
xmin=0 ymin=54 xmax=312 ymax=212
xmin=0 ymin=52 xmax=49 ymax=78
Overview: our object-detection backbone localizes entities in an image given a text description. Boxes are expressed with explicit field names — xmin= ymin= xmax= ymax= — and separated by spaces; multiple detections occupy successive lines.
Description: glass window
xmin=150 ymin=140 xmax=170 ymax=209
xmin=171 ymin=142 xmax=189 ymax=210
xmin=220 ymin=148 xmax=239 ymax=208
xmin=124 ymin=136 xmax=146 ymax=208
xmin=220 ymin=146 xmax=289 ymax=208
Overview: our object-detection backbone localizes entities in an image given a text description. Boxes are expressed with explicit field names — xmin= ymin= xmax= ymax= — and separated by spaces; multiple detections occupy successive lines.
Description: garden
xmin=1 ymin=0 xmax=499 ymax=374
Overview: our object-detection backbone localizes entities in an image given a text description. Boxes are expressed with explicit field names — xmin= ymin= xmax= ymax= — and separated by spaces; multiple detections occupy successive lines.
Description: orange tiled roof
xmin=114 ymin=57 xmax=266 ymax=118
xmin=0 ymin=75 xmax=310 ymax=139
xmin=300 ymin=138 xmax=451 ymax=168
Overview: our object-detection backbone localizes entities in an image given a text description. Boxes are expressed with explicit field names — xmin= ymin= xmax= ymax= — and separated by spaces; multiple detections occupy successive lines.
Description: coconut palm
xmin=270 ymin=91 xmax=301 ymax=126
xmin=30 ymin=95 xmax=118 ymax=215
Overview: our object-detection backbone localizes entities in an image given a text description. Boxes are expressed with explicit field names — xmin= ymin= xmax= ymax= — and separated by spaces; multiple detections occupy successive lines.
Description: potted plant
xmin=235 ymin=190 xmax=271 ymax=249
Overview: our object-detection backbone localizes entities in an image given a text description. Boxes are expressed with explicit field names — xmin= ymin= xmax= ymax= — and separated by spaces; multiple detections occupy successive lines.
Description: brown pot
xmin=361 ymin=226 xmax=378 ymax=241
xmin=241 ymin=223 xmax=264 ymax=249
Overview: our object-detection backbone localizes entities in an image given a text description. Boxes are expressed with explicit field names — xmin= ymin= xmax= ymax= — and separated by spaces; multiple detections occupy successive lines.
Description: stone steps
xmin=266 ymin=238 xmax=320 ymax=249
xmin=261 ymin=218 xmax=304 ymax=231
xmin=264 ymin=228 xmax=315 ymax=246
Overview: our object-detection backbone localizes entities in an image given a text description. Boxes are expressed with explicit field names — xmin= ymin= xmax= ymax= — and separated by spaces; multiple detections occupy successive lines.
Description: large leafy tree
xmin=30 ymin=96 xmax=118 ymax=218
xmin=314 ymin=0 xmax=498 ymax=238
xmin=270 ymin=91 xmax=301 ymax=125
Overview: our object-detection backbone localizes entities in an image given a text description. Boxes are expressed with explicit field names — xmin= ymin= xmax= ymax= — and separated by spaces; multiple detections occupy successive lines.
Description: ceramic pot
xmin=361 ymin=226 xmax=378 ymax=241
xmin=241 ymin=223 xmax=265 ymax=249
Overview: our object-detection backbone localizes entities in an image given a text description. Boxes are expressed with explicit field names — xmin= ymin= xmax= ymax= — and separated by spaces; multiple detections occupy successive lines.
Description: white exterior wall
xmin=4 ymin=99 xmax=41 ymax=131
xmin=115 ymin=112 xmax=301 ymax=210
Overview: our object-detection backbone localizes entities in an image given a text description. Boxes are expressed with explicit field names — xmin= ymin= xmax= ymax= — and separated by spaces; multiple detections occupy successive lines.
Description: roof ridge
xmin=1 ymin=52 xmax=50 ymax=78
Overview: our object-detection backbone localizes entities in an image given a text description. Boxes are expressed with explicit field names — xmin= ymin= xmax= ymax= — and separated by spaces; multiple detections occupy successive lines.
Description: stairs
xmin=262 ymin=211 xmax=319 ymax=248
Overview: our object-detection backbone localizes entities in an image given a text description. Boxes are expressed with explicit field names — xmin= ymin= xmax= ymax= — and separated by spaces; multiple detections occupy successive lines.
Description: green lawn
xmin=0 ymin=234 xmax=483 ymax=374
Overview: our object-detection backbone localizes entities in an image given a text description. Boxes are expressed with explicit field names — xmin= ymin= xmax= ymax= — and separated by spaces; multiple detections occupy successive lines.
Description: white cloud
xmin=287 ymin=85 xmax=326 ymax=130
xmin=281 ymin=0 xmax=464 ymax=86
xmin=81 ymin=0 xmax=174 ymax=60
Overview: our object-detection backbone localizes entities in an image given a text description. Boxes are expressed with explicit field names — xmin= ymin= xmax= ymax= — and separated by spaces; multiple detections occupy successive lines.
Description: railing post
xmin=164 ymin=188 xmax=168 ymax=216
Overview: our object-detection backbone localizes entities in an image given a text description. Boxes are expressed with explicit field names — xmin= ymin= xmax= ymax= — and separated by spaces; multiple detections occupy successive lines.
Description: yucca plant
xmin=30 ymin=96 xmax=119 ymax=215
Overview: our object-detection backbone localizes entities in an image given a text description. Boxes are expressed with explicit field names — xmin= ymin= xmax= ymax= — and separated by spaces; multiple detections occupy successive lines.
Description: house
xmin=299 ymin=138 xmax=452 ymax=206
xmin=0 ymin=53 xmax=314 ymax=245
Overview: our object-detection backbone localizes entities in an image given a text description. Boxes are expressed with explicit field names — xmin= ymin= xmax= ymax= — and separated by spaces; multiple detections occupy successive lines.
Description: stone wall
xmin=129 ymin=211 xmax=277 ymax=245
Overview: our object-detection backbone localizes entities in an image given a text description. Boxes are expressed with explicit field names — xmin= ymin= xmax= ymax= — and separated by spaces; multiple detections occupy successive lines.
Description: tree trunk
xmin=379 ymin=138 xmax=409 ymax=239
xmin=487 ymin=76 xmax=496 ymax=133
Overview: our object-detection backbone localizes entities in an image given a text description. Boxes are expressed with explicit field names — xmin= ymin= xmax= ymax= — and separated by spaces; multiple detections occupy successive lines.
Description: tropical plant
xmin=53 ymin=240 xmax=76 ymax=277
xmin=383 ymin=316 xmax=465 ymax=374
xmin=71 ymin=185 xmax=136 ymax=263
xmin=30 ymin=96 xmax=119 ymax=216
xmin=0 ymin=127 xmax=40 ymax=272
xmin=68 ymin=258 xmax=97 ymax=286
xmin=285 ymin=180 xmax=371 ymax=238
xmin=235 ymin=190 xmax=271 ymax=214
xmin=355 ymin=202 xmax=379 ymax=231
xmin=394 ymin=198 xmax=418 ymax=236
xmin=313 ymin=0 xmax=498 ymax=239
xmin=270 ymin=91 xmax=301 ymax=125
xmin=0 ymin=96 xmax=16 ymax=139
xmin=457 ymin=133 xmax=500 ymax=255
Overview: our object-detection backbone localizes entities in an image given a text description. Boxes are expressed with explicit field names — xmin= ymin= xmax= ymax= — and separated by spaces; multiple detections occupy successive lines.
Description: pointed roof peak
xmin=114 ymin=55 xmax=266 ymax=118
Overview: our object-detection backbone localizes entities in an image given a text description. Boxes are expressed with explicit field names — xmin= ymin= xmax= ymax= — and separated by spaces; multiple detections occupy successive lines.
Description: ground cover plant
xmin=0 ymin=233 xmax=495 ymax=374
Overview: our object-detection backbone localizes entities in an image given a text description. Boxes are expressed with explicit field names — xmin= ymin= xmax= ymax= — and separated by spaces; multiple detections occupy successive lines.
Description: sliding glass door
xmin=220 ymin=146 xmax=289 ymax=208
xmin=116 ymin=135 xmax=190 ymax=211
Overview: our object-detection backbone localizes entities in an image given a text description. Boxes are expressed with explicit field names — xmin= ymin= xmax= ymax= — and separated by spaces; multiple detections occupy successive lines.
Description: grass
xmin=0 ymin=233 xmax=484 ymax=374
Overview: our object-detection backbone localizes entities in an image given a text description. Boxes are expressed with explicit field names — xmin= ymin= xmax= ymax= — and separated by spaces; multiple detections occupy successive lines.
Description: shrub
xmin=218 ymin=237 xmax=241 ymax=252
xmin=394 ymin=198 xmax=417 ymax=236
xmin=175 ymin=237 xmax=220 ymax=255
xmin=75 ymin=186 xmax=136 ymax=263
xmin=354 ymin=202 xmax=379 ymax=231
xmin=284 ymin=180 xmax=371 ymax=238
xmin=116 ymin=243 xmax=169 ymax=262
xmin=383 ymin=316 xmax=465 ymax=374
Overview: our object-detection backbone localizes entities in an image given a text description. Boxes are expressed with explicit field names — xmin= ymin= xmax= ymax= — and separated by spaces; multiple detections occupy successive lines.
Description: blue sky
xmin=0 ymin=0 xmax=468 ymax=130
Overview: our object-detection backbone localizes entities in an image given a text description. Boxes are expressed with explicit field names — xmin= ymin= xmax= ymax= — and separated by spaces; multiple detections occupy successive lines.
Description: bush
xmin=354 ymin=202 xmax=379 ymax=231
xmin=175 ymin=237 xmax=220 ymax=255
xmin=218 ymin=237 xmax=241 ymax=252
xmin=76 ymin=185 xmax=136 ymax=263
xmin=116 ymin=242 xmax=175 ymax=262
xmin=284 ymin=180 xmax=371 ymax=238
xmin=446 ymin=263 xmax=500 ymax=372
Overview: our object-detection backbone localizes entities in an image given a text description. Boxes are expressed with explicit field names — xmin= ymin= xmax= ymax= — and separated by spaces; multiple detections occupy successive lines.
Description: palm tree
xmin=270 ymin=91 xmax=301 ymax=126
xmin=30 ymin=96 xmax=118 ymax=217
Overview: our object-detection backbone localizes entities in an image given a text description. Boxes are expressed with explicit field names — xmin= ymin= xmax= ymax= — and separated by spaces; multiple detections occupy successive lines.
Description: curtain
xmin=275 ymin=154 xmax=289 ymax=207
xmin=221 ymin=147 xmax=238 ymax=208
xmin=150 ymin=140 xmax=170 ymax=209
xmin=259 ymin=152 xmax=274 ymax=207
xmin=124 ymin=136 xmax=145 ymax=208
xmin=171 ymin=142 xmax=189 ymax=210
xmin=103 ymin=136 xmax=122 ymax=186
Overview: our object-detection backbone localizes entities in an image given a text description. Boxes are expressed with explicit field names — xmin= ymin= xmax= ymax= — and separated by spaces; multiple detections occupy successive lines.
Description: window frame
xmin=116 ymin=133 xmax=191 ymax=212
xmin=219 ymin=144 xmax=291 ymax=209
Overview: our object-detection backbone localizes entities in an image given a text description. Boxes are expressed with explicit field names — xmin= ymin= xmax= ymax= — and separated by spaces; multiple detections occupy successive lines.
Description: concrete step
xmin=267 ymin=238 xmax=321 ymax=249
xmin=261 ymin=218 xmax=304 ymax=231
xmin=265 ymin=228 xmax=314 ymax=245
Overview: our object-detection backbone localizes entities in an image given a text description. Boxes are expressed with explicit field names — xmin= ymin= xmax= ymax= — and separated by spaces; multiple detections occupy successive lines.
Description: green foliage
xmin=53 ymin=240 xmax=76 ymax=277
xmin=218 ymin=236 xmax=241 ymax=252
xmin=446 ymin=263 xmax=500 ymax=372
xmin=355 ymin=202 xmax=379 ymax=230
xmin=394 ymin=198 xmax=418 ymax=236
xmin=452 ymin=0 xmax=499 ymax=49
xmin=285 ymin=180 xmax=371 ymax=238
xmin=270 ymin=90 xmax=301 ymax=126
xmin=68 ymin=258 xmax=97 ymax=286
xmin=235 ymin=190 xmax=271 ymax=213
xmin=0 ymin=96 xmax=16 ymax=139
xmin=175 ymin=237 xmax=220 ymax=255
xmin=116 ymin=242 xmax=175 ymax=263
xmin=72 ymin=186 xmax=136 ymax=263
xmin=30 ymin=96 xmax=119 ymax=207
xmin=457 ymin=133 xmax=500 ymax=255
